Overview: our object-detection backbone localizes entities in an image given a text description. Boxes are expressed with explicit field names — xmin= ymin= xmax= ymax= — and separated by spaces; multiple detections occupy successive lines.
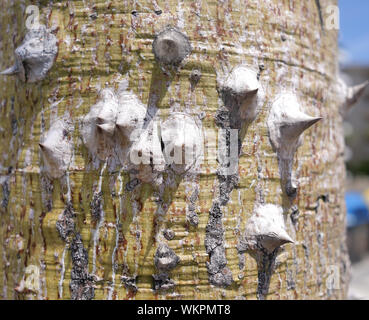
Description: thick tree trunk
xmin=0 ymin=0 xmax=350 ymax=300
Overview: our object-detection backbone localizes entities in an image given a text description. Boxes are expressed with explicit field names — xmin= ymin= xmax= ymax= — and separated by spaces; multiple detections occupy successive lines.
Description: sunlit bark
xmin=0 ymin=0 xmax=350 ymax=300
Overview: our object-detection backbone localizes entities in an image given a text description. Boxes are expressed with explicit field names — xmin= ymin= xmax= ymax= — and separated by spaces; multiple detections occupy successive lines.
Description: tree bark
xmin=0 ymin=0 xmax=350 ymax=300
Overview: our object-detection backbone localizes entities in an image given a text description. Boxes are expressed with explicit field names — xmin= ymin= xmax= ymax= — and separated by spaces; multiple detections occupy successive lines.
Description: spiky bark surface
xmin=0 ymin=0 xmax=350 ymax=300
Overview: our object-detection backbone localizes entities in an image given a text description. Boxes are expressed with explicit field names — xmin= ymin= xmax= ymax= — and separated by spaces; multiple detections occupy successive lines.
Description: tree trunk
xmin=0 ymin=0 xmax=350 ymax=300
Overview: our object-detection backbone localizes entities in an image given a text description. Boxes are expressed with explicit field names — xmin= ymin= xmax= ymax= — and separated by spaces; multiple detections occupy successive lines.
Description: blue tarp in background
xmin=346 ymin=191 xmax=369 ymax=228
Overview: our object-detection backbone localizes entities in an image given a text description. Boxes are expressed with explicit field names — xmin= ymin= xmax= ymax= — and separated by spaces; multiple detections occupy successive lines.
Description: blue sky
xmin=339 ymin=0 xmax=369 ymax=66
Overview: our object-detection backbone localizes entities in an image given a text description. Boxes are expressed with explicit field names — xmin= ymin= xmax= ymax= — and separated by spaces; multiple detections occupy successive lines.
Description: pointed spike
xmin=116 ymin=122 xmax=124 ymax=129
xmin=240 ymin=87 xmax=259 ymax=99
xmin=39 ymin=142 xmax=56 ymax=159
xmin=39 ymin=142 xmax=55 ymax=155
xmin=97 ymin=124 xmax=106 ymax=131
xmin=268 ymin=94 xmax=321 ymax=198
xmin=278 ymin=230 xmax=294 ymax=244
xmin=261 ymin=231 xmax=294 ymax=253
xmin=248 ymin=88 xmax=259 ymax=95
xmin=244 ymin=204 xmax=295 ymax=253
xmin=39 ymin=143 xmax=48 ymax=151
xmin=97 ymin=123 xmax=115 ymax=135
xmin=347 ymin=80 xmax=369 ymax=109
xmin=223 ymin=65 xmax=259 ymax=97
xmin=281 ymin=115 xmax=322 ymax=140
xmin=297 ymin=116 xmax=322 ymax=131
xmin=97 ymin=114 xmax=112 ymax=122
xmin=0 ymin=65 xmax=19 ymax=76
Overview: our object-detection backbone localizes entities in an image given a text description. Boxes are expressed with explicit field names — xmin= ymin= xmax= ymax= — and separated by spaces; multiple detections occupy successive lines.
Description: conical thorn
xmin=261 ymin=231 xmax=294 ymax=253
xmin=347 ymin=80 xmax=369 ymax=109
xmin=247 ymin=88 xmax=259 ymax=95
xmin=116 ymin=122 xmax=124 ymax=129
xmin=39 ymin=143 xmax=46 ymax=150
xmin=281 ymin=115 xmax=322 ymax=140
xmin=39 ymin=142 xmax=53 ymax=153
xmin=0 ymin=65 xmax=19 ymax=76
xmin=97 ymin=123 xmax=115 ymax=135
xmin=278 ymin=230 xmax=294 ymax=245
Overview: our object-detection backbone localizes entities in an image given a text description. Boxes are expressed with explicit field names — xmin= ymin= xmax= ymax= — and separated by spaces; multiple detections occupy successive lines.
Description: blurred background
xmin=339 ymin=0 xmax=369 ymax=300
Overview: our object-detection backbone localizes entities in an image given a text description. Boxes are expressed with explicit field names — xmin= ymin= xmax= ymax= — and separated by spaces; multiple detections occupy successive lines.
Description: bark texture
xmin=0 ymin=0 xmax=350 ymax=300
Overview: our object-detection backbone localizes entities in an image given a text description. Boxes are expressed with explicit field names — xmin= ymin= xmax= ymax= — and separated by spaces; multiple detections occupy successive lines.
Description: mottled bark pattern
xmin=0 ymin=0 xmax=349 ymax=299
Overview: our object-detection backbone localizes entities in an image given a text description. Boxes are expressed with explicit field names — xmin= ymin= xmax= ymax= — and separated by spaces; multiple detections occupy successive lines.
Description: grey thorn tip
xmin=244 ymin=204 xmax=295 ymax=253
xmin=96 ymin=123 xmax=115 ymax=135
xmin=347 ymin=80 xmax=369 ymax=109
xmin=281 ymin=115 xmax=322 ymax=141
xmin=246 ymin=87 xmax=259 ymax=96
xmin=115 ymin=122 xmax=124 ymax=130
xmin=0 ymin=65 xmax=19 ymax=76
xmin=39 ymin=143 xmax=47 ymax=151
xmin=39 ymin=143 xmax=54 ymax=156
xmin=262 ymin=233 xmax=294 ymax=253
xmin=152 ymin=27 xmax=191 ymax=65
